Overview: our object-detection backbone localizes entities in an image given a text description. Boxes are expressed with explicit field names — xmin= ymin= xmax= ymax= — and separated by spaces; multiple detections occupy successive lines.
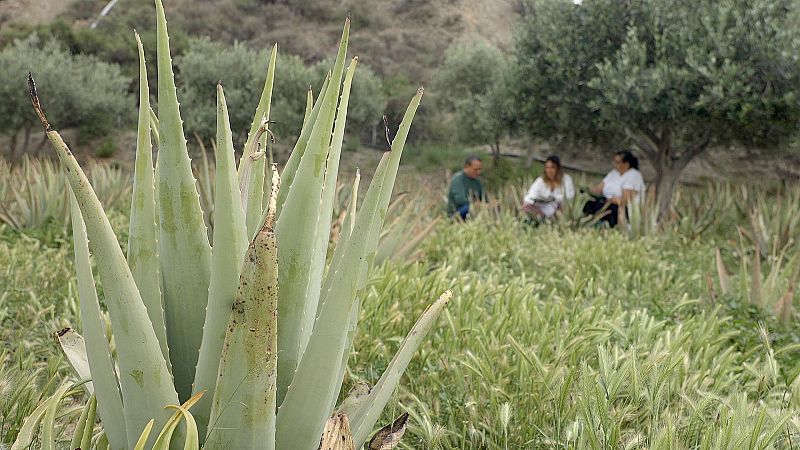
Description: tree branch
xmin=624 ymin=127 xmax=658 ymax=161
xmin=677 ymin=129 xmax=711 ymax=167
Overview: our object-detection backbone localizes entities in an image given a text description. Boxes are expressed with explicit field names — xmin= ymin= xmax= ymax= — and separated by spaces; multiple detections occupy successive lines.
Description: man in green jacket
xmin=447 ymin=155 xmax=484 ymax=220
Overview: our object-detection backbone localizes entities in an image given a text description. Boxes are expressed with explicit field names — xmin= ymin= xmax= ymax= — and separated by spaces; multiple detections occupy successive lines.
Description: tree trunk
xmin=652 ymin=158 xmax=687 ymax=223
xmin=490 ymin=138 xmax=501 ymax=165
xmin=626 ymin=127 xmax=710 ymax=223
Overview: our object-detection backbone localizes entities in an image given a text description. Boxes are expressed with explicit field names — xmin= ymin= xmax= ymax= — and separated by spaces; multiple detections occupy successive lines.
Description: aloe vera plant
xmin=19 ymin=1 xmax=452 ymax=448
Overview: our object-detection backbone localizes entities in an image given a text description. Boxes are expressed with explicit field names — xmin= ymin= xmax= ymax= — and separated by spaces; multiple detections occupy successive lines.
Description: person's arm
xmin=523 ymin=178 xmax=544 ymax=204
xmin=450 ymin=177 xmax=470 ymax=208
xmin=564 ymin=175 xmax=575 ymax=200
xmin=616 ymin=171 xmax=642 ymax=206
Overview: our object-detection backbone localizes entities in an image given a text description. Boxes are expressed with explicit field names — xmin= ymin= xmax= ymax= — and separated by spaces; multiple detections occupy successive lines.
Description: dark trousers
xmin=582 ymin=197 xmax=620 ymax=228
xmin=457 ymin=204 xmax=470 ymax=220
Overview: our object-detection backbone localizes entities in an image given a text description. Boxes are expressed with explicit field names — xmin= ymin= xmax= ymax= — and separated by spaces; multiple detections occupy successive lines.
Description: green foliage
xmin=510 ymin=0 xmax=800 ymax=216
xmin=434 ymin=38 xmax=510 ymax=151
xmin=311 ymin=58 xmax=387 ymax=142
xmin=512 ymin=0 xmax=800 ymax=146
xmin=0 ymin=157 xmax=132 ymax=232
xmin=176 ymin=38 xmax=386 ymax=148
xmin=0 ymin=35 xmax=132 ymax=156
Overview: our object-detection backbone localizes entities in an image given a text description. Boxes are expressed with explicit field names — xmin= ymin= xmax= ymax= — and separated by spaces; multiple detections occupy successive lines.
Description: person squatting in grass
xmin=521 ymin=155 xmax=574 ymax=221
xmin=447 ymin=155 xmax=485 ymax=220
xmin=582 ymin=150 xmax=646 ymax=228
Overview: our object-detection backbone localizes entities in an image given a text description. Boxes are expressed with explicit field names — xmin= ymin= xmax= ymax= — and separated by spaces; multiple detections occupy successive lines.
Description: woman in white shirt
xmin=522 ymin=155 xmax=574 ymax=219
xmin=582 ymin=150 xmax=645 ymax=227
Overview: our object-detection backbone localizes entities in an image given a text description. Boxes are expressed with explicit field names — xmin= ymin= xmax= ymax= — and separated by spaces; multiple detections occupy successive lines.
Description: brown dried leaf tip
xmin=54 ymin=327 xmax=72 ymax=341
xmin=318 ymin=412 xmax=356 ymax=450
xmin=368 ymin=412 xmax=409 ymax=450
xmin=27 ymin=72 xmax=51 ymax=131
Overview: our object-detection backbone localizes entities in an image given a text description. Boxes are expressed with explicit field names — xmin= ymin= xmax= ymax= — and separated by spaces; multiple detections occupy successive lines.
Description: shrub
xmin=0 ymin=35 xmax=132 ymax=159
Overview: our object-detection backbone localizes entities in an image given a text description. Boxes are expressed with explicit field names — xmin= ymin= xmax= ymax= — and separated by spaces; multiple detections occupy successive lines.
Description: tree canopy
xmin=434 ymin=38 xmax=511 ymax=157
xmin=0 ymin=35 xmax=132 ymax=159
xmin=510 ymin=0 xmax=800 ymax=218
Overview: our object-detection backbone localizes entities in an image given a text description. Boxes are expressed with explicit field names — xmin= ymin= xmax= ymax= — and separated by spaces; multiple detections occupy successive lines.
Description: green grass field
xmin=3 ymin=156 xmax=800 ymax=448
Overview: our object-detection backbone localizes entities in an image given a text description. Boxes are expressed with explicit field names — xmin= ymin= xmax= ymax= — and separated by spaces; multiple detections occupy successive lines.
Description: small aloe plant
xmin=18 ymin=1 xmax=452 ymax=449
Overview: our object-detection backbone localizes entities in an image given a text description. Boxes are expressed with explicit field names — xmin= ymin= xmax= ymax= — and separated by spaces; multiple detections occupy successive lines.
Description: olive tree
xmin=0 ymin=35 xmax=132 ymax=160
xmin=511 ymin=0 xmax=800 ymax=220
xmin=434 ymin=38 xmax=510 ymax=160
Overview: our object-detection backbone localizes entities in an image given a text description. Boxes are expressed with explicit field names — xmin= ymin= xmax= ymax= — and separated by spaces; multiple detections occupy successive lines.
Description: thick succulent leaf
xmin=319 ymin=413 xmax=356 ymax=450
xmin=361 ymin=89 xmax=423 ymax=289
xmin=206 ymin=177 xmax=279 ymax=450
xmin=304 ymin=57 xmax=358 ymax=349
xmin=302 ymin=86 xmax=313 ymax=129
xmin=69 ymin=191 xmax=126 ymax=450
xmin=277 ymin=72 xmax=330 ymax=216
xmin=55 ymin=328 xmax=93 ymax=392
xmin=192 ymin=84 xmax=250 ymax=438
xmin=154 ymin=0 xmax=212 ymax=401
xmin=336 ymin=382 xmax=371 ymax=419
xmin=241 ymin=44 xmax=277 ymax=236
xmin=70 ymin=395 xmax=96 ymax=450
xmin=326 ymin=297 xmax=360 ymax=416
xmin=206 ymin=171 xmax=279 ymax=448
xmin=320 ymin=170 xmax=360 ymax=309
xmin=275 ymin=20 xmax=349 ymax=406
xmin=151 ymin=392 xmax=204 ymax=450
xmin=42 ymin=128 xmax=180 ymax=449
xmin=79 ymin=395 xmax=98 ymax=450
xmin=275 ymin=152 xmax=390 ymax=450
xmin=133 ymin=420 xmax=155 ymax=450
xmin=129 ymin=32 xmax=170 ymax=368
xmin=277 ymin=91 xmax=423 ymax=448
xmin=351 ymin=291 xmax=452 ymax=447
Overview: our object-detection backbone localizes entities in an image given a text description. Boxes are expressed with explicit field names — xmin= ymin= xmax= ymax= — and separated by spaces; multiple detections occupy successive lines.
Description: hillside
xmin=0 ymin=0 xmax=521 ymax=84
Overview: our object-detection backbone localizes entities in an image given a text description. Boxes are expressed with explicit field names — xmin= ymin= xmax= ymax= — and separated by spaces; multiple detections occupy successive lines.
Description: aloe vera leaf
xmin=303 ymin=56 xmax=358 ymax=357
xmin=193 ymin=83 xmax=250 ymax=438
xmin=130 ymin=31 xmax=170 ymax=369
xmin=327 ymin=297 xmax=361 ymax=415
xmin=55 ymin=328 xmax=94 ymax=392
xmin=40 ymin=126 xmax=180 ymax=448
xmin=302 ymin=86 xmax=313 ymax=129
xmin=319 ymin=169 xmax=360 ymax=309
xmin=241 ymin=44 xmax=277 ymax=236
xmin=151 ymin=392 xmax=204 ymax=450
xmin=68 ymin=191 xmax=126 ymax=450
xmin=241 ymin=44 xmax=278 ymax=163
xmin=206 ymin=173 xmax=279 ymax=450
xmin=149 ymin=106 xmax=160 ymax=138
xmin=40 ymin=384 xmax=73 ymax=450
xmin=154 ymin=0 xmax=212 ymax=401
xmin=133 ymin=420 xmax=155 ymax=450
xmin=361 ymin=89 xmax=424 ymax=290
xmin=350 ymin=290 xmax=452 ymax=447
xmin=276 ymin=72 xmax=330 ymax=216
xmin=70 ymin=394 xmax=94 ymax=450
xmin=79 ymin=395 xmax=98 ymax=450
xmin=336 ymin=382 xmax=371 ymax=419
xmin=275 ymin=153 xmax=389 ymax=450
xmin=274 ymin=20 xmax=349 ymax=406
xmin=165 ymin=404 xmax=200 ymax=450
xmin=276 ymin=90 xmax=422 ymax=449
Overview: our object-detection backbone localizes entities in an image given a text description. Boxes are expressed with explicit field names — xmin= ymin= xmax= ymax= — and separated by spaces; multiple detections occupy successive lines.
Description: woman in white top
xmin=582 ymin=150 xmax=645 ymax=227
xmin=522 ymin=155 xmax=574 ymax=219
